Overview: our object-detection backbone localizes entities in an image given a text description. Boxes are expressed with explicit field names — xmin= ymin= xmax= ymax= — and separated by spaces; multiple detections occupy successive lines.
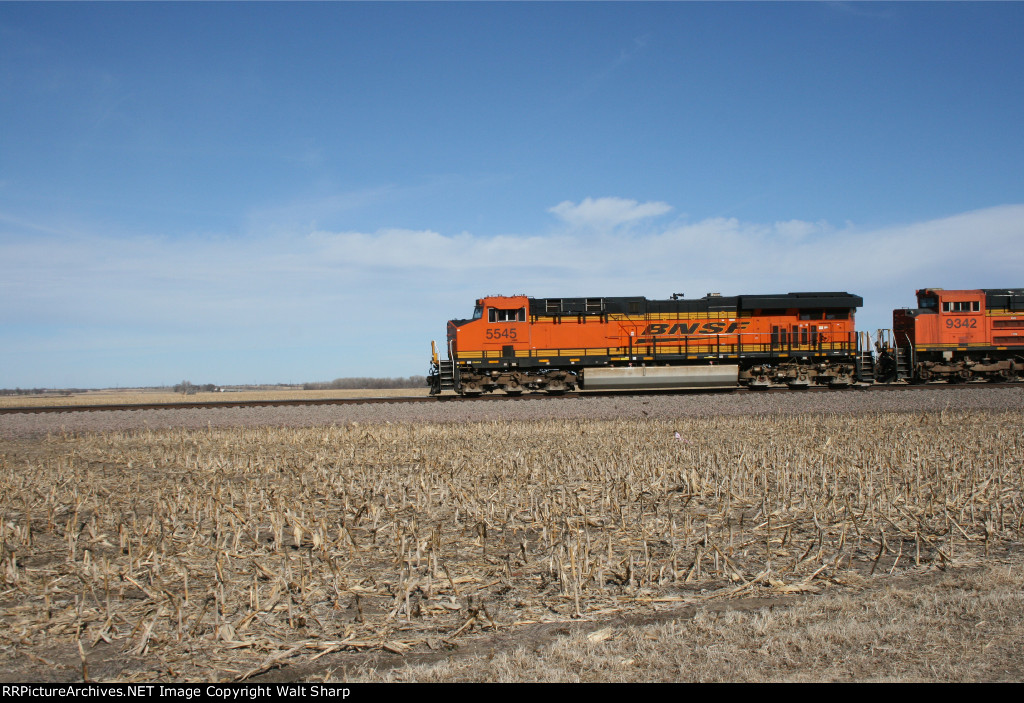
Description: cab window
xmin=942 ymin=301 xmax=980 ymax=312
xmin=488 ymin=307 xmax=525 ymax=322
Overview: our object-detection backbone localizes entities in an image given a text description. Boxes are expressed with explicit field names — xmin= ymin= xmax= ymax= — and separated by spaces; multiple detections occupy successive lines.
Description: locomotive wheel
xmin=748 ymin=375 xmax=771 ymax=389
xmin=502 ymin=380 xmax=525 ymax=395
xmin=460 ymin=382 xmax=484 ymax=396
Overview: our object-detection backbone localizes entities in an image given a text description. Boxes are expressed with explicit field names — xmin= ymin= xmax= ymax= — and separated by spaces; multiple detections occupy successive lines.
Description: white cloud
xmin=547 ymin=197 xmax=672 ymax=230
xmin=306 ymin=227 xmax=580 ymax=276
xmin=5 ymin=203 xmax=1022 ymax=311
xmin=773 ymin=219 xmax=830 ymax=241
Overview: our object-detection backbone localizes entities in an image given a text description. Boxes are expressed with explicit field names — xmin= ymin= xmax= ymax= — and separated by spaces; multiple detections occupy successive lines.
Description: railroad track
xmin=0 ymin=381 xmax=1018 ymax=415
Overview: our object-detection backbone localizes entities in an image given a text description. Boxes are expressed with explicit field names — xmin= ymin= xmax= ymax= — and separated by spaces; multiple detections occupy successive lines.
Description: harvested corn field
xmin=1 ymin=392 xmax=1023 ymax=682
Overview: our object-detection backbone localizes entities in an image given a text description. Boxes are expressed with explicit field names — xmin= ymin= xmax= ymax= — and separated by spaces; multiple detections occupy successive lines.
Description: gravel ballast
xmin=1 ymin=386 xmax=1021 ymax=439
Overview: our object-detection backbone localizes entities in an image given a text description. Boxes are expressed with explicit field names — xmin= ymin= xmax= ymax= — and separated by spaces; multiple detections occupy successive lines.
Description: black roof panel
xmin=526 ymin=292 xmax=862 ymax=315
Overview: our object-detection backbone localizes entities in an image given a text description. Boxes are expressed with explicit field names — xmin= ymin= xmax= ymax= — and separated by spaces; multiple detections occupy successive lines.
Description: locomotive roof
xmin=985 ymin=289 xmax=1024 ymax=310
xmin=519 ymin=291 xmax=863 ymax=316
xmin=916 ymin=288 xmax=1024 ymax=310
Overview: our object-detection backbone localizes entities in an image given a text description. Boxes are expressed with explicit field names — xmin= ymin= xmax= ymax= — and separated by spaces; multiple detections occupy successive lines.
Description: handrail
xmin=448 ymin=339 xmax=460 ymax=385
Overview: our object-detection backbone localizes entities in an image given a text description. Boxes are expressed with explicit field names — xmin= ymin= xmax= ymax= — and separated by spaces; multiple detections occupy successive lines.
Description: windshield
xmin=472 ymin=304 xmax=483 ymax=320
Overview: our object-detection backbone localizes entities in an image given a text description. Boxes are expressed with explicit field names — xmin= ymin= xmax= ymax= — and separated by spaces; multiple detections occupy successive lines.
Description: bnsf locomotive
xmin=427 ymin=288 xmax=1024 ymax=394
xmin=893 ymin=288 xmax=1024 ymax=383
xmin=429 ymin=291 xmax=867 ymax=394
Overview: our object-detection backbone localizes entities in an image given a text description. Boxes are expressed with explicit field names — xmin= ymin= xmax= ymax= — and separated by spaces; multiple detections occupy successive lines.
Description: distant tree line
xmin=2 ymin=378 xmax=426 ymax=396
xmin=173 ymin=381 xmax=218 ymax=395
xmin=302 ymin=376 xmax=426 ymax=390
xmin=0 ymin=387 xmax=88 ymax=396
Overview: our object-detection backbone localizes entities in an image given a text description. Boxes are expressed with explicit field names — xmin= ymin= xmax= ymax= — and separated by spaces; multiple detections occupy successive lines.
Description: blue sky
xmin=2 ymin=2 xmax=1023 ymax=388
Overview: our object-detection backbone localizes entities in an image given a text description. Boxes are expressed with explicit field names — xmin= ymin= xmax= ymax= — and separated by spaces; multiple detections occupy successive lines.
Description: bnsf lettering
xmin=643 ymin=322 xmax=749 ymax=335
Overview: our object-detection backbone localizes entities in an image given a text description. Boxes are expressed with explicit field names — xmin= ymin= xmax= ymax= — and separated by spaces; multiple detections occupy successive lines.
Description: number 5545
xmin=485 ymin=328 xmax=518 ymax=340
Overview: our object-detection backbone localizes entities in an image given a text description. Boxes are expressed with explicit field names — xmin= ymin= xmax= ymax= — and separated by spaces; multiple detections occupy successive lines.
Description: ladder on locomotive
xmin=855 ymin=331 xmax=877 ymax=383
xmin=436 ymin=359 xmax=458 ymax=393
xmin=890 ymin=330 xmax=912 ymax=381
xmin=430 ymin=340 xmax=459 ymax=394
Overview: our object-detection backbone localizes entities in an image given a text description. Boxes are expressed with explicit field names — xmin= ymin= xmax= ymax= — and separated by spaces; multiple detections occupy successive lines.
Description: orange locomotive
xmin=893 ymin=288 xmax=1024 ymax=383
xmin=429 ymin=291 xmax=866 ymax=394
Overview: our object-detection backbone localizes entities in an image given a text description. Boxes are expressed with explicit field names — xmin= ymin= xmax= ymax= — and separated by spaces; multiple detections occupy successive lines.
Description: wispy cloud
xmin=564 ymin=33 xmax=652 ymax=104
xmin=547 ymin=196 xmax=673 ymax=230
xmin=5 ymin=203 xmax=1022 ymax=319
xmin=246 ymin=186 xmax=396 ymax=233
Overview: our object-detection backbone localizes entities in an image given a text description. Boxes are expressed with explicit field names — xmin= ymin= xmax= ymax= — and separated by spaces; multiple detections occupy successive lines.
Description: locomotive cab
xmin=895 ymin=289 xmax=986 ymax=353
xmin=893 ymin=288 xmax=1024 ymax=383
xmin=431 ymin=295 xmax=537 ymax=395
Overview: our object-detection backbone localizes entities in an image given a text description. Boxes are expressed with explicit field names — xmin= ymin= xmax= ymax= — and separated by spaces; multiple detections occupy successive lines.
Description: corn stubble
xmin=0 ymin=408 xmax=1021 ymax=681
